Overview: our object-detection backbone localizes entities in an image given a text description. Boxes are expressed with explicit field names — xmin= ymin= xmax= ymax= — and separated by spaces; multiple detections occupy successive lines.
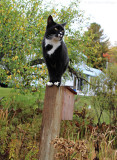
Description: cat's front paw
xmin=47 ymin=81 xmax=53 ymax=86
xmin=54 ymin=82 xmax=60 ymax=87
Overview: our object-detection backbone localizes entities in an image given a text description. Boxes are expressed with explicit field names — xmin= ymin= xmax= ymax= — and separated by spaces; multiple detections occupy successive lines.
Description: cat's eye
xmin=55 ymin=28 xmax=58 ymax=31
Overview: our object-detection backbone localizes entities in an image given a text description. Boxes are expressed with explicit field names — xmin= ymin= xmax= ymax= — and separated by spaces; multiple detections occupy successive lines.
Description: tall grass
xmin=75 ymin=95 xmax=111 ymax=124
xmin=0 ymin=87 xmax=116 ymax=159
xmin=0 ymin=87 xmax=45 ymax=160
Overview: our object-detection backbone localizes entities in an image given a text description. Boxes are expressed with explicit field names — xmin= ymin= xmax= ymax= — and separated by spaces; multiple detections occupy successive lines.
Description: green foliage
xmin=91 ymin=65 xmax=117 ymax=125
xmin=0 ymin=87 xmax=116 ymax=159
xmin=75 ymin=95 xmax=91 ymax=109
xmin=1 ymin=1 xmax=116 ymax=159
xmin=60 ymin=107 xmax=95 ymax=140
xmin=0 ymin=0 xmax=102 ymax=89
xmin=0 ymin=0 xmax=49 ymax=88
xmin=83 ymin=23 xmax=109 ymax=70
xmin=0 ymin=107 xmax=41 ymax=160
xmin=108 ymin=46 xmax=117 ymax=64
xmin=75 ymin=95 xmax=110 ymax=124
xmin=0 ymin=87 xmax=45 ymax=159
xmin=0 ymin=88 xmax=13 ymax=97
xmin=58 ymin=107 xmax=116 ymax=160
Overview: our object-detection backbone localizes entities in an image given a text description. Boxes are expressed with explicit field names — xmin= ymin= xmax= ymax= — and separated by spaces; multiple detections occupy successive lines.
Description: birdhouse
xmin=61 ymin=86 xmax=77 ymax=120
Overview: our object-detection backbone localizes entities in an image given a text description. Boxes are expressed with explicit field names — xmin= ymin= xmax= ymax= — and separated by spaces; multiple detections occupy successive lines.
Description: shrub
xmin=91 ymin=64 xmax=117 ymax=125
xmin=0 ymin=90 xmax=43 ymax=160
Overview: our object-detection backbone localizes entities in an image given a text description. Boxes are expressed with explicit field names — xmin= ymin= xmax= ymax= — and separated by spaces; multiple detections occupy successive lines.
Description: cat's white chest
xmin=45 ymin=38 xmax=61 ymax=55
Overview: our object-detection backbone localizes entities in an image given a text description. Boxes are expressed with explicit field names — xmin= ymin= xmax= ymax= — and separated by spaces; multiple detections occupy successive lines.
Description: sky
xmin=46 ymin=0 xmax=117 ymax=46
xmin=80 ymin=0 xmax=117 ymax=46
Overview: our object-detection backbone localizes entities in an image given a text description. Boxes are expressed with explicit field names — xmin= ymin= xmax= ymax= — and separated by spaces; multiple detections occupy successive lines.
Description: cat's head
xmin=45 ymin=15 xmax=67 ymax=41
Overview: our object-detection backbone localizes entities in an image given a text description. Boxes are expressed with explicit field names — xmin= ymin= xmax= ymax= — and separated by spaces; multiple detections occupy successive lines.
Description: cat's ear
xmin=61 ymin=22 xmax=67 ymax=27
xmin=47 ymin=15 xmax=54 ymax=25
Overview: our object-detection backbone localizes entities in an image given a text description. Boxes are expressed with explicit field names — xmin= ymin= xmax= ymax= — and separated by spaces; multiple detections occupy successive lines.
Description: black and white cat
xmin=42 ymin=15 xmax=69 ymax=87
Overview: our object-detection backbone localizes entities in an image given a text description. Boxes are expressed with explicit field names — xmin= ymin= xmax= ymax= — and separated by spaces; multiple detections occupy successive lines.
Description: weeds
xmin=58 ymin=107 xmax=117 ymax=160
xmin=52 ymin=126 xmax=117 ymax=160
xmin=0 ymin=95 xmax=42 ymax=160
xmin=0 ymin=86 xmax=117 ymax=159
xmin=52 ymin=137 xmax=88 ymax=160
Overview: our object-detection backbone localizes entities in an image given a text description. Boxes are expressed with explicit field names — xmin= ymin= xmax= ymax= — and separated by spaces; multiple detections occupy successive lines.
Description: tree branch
xmin=29 ymin=58 xmax=92 ymax=85
xmin=29 ymin=58 xmax=45 ymax=66
xmin=1 ymin=57 xmax=93 ymax=86
xmin=68 ymin=65 xmax=92 ymax=85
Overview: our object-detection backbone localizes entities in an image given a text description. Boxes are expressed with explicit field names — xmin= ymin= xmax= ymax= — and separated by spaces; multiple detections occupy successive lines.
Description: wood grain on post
xmin=39 ymin=86 xmax=63 ymax=160
xmin=39 ymin=86 xmax=76 ymax=160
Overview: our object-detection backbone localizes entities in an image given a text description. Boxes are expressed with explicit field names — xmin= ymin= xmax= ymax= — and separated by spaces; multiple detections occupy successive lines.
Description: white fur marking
xmin=45 ymin=38 xmax=61 ymax=55
xmin=47 ymin=82 xmax=53 ymax=86
xmin=54 ymin=82 xmax=60 ymax=86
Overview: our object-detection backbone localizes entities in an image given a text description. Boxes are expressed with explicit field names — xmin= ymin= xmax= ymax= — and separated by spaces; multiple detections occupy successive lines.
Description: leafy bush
xmin=91 ymin=64 xmax=117 ymax=125
xmin=0 ymin=89 xmax=44 ymax=160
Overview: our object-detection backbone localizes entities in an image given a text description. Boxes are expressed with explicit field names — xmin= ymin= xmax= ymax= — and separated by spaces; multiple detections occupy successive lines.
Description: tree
xmin=1 ymin=0 xmax=47 ymax=88
xmin=83 ymin=23 xmax=110 ymax=70
xmin=108 ymin=46 xmax=117 ymax=65
xmin=0 ymin=0 xmax=100 ymax=89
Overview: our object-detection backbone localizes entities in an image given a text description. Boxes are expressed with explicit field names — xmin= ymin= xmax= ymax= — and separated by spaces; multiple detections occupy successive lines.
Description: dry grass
xmin=52 ymin=126 xmax=117 ymax=160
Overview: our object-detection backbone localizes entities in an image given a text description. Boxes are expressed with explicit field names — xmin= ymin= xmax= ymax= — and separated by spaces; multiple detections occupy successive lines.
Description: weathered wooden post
xmin=39 ymin=85 xmax=76 ymax=160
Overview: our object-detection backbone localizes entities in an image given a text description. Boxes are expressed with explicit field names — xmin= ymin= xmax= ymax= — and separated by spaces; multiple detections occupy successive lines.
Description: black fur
xmin=42 ymin=15 xmax=69 ymax=86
